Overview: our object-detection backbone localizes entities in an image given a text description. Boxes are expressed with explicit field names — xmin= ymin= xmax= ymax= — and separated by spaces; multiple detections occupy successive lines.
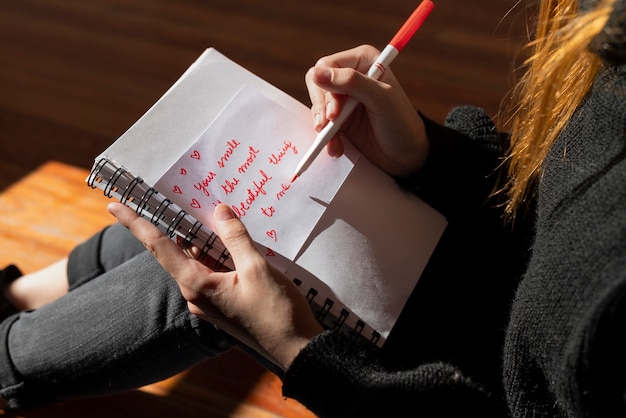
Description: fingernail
xmin=326 ymin=101 xmax=334 ymax=117
xmin=313 ymin=112 xmax=322 ymax=130
xmin=214 ymin=204 xmax=236 ymax=222
xmin=315 ymin=67 xmax=333 ymax=83
xmin=107 ymin=202 xmax=121 ymax=217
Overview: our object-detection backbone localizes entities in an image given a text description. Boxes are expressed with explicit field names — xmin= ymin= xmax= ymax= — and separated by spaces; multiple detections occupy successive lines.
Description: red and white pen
xmin=291 ymin=0 xmax=435 ymax=182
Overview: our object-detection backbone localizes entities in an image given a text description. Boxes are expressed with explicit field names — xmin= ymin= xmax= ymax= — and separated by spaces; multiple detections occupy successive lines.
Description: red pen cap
xmin=389 ymin=0 xmax=434 ymax=51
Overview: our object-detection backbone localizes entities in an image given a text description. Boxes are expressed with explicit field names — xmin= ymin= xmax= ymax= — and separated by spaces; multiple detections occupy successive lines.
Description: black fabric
xmin=284 ymin=106 xmax=526 ymax=417
xmin=582 ymin=0 xmax=626 ymax=64
xmin=0 ymin=265 xmax=22 ymax=320
xmin=503 ymin=64 xmax=626 ymax=417
xmin=281 ymin=9 xmax=626 ymax=415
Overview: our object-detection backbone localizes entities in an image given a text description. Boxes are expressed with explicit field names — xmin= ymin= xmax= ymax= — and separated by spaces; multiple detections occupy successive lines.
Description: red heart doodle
xmin=266 ymin=230 xmax=277 ymax=242
xmin=190 ymin=150 xmax=201 ymax=160
xmin=180 ymin=168 xmax=187 ymax=175
xmin=266 ymin=248 xmax=275 ymax=257
xmin=173 ymin=186 xmax=182 ymax=194
xmin=190 ymin=199 xmax=201 ymax=209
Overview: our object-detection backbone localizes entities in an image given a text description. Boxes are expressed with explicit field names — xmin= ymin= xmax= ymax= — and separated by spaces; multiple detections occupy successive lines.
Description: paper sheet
xmin=154 ymin=85 xmax=354 ymax=261
xmin=94 ymin=48 xmax=447 ymax=344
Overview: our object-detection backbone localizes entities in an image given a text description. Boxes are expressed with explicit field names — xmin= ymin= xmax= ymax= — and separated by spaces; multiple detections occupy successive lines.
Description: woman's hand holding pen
xmin=305 ymin=44 xmax=429 ymax=177
xmin=109 ymin=202 xmax=324 ymax=371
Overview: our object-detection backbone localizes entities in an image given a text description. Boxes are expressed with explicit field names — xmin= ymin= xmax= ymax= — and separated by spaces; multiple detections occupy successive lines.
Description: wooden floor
xmin=0 ymin=0 xmax=529 ymax=416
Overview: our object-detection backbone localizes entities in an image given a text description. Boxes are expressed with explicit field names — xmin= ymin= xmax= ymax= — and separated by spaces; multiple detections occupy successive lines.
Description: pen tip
xmin=290 ymin=174 xmax=298 ymax=183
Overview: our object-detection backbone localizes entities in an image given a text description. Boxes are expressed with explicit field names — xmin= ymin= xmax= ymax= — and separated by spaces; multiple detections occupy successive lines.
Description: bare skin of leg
xmin=3 ymin=258 xmax=69 ymax=311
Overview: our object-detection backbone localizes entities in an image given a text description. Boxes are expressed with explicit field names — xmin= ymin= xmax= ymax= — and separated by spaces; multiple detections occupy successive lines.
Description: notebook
xmin=87 ymin=48 xmax=447 ymax=349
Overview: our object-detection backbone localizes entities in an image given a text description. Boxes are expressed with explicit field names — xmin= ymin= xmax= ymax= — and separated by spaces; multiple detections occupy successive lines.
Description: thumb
xmin=213 ymin=204 xmax=262 ymax=265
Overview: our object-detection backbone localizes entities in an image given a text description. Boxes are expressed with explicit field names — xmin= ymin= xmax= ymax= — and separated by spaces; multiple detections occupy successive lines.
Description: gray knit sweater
xmin=282 ymin=2 xmax=626 ymax=417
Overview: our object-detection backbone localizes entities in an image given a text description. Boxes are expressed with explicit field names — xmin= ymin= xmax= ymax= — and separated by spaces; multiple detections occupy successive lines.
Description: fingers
xmin=305 ymin=45 xmax=384 ymax=125
xmin=315 ymin=44 xmax=382 ymax=75
xmin=109 ymin=201 xmax=263 ymax=278
xmin=107 ymin=202 xmax=199 ymax=277
xmin=213 ymin=204 xmax=264 ymax=269
xmin=108 ymin=202 xmax=228 ymax=313
xmin=305 ymin=67 xmax=334 ymax=132
xmin=326 ymin=135 xmax=345 ymax=158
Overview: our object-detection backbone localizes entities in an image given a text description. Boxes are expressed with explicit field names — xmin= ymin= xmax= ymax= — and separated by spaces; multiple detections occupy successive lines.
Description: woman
xmin=114 ymin=0 xmax=626 ymax=415
xmin=2 ymin=0 xmax=625 ymax=415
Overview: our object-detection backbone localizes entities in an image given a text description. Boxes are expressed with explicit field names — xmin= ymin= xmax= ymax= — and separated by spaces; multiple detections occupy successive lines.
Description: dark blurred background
xmin=0 ymin=0 xmax=530 ymax=191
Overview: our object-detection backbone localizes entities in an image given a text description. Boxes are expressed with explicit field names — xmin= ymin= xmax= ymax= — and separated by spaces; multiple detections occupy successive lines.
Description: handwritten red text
xmin=221 ymin=177 xmax=240 ymax=195
xmin=261 ymin=206 xmax=276 ymax=217
xmin=238 ymin=146 xmax=260 ymax=174
xmin=193 ymin=171 xmax=217 ymax=197
xmin=276 ymin=182 xmax=291 ymax=200
xmin=217 ymin=140 xmax=241 ymax=168
xmin=231 ymin=170 xmax=272 ymax=217
xmin=268 ymin=140 xmax=298 ymax=165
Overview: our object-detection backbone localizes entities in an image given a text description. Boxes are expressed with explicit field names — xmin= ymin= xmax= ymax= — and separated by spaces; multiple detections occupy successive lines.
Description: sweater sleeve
xmin=282 ymin=330 xmax=506 ymax=417
xmin=396 ymin=106 xmax=509 ymax=220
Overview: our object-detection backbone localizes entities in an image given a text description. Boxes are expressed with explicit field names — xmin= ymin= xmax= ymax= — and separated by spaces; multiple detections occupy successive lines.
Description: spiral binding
xmin=292 ymin=278 xmax=381 ymax=347
xmin=88 ymin=157 xmax=382 ymax=348
xmin=87 ymin=158 xmax=231 ymax=270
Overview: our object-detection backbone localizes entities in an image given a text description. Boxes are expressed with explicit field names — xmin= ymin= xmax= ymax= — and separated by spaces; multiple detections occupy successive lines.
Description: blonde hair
xmin=502 ymin=0 xmax=615 ymax=220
